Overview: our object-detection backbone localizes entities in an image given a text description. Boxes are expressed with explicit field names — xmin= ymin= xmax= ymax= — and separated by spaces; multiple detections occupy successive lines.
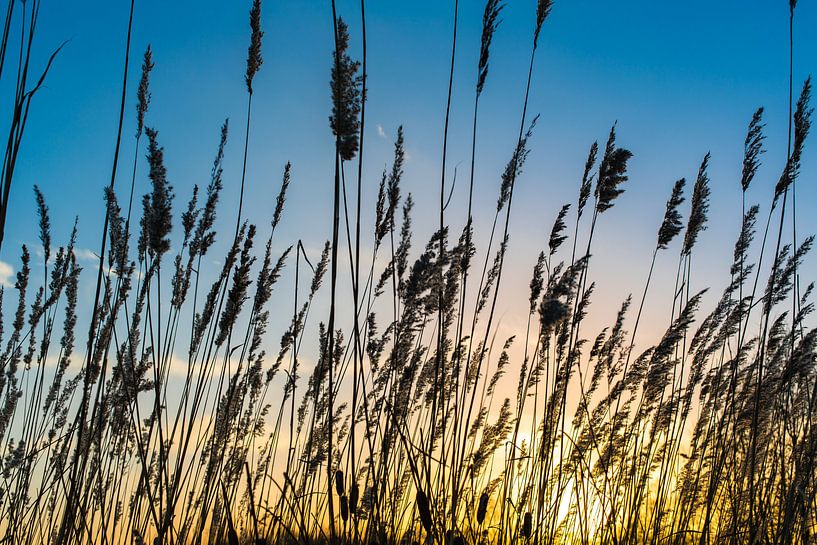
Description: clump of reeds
xmin=1 ymin=2 xmax=816 ymax=545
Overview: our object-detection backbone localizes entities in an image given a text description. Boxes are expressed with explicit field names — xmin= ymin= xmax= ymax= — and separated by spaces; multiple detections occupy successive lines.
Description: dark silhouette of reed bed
xmin=0 ymin=1 xmax=815 ymax=544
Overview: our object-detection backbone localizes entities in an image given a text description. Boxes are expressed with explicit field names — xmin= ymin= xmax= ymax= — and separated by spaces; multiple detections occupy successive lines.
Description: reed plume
xmin=330 ymin=18 xmax=363 ymax=162
xmin=246 ymin=0 xmax=263 ymax=94
xmin=136 ymin=46 xmax=154 ymax=138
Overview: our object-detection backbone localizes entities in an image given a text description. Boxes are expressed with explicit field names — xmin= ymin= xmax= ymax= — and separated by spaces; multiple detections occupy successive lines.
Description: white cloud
xmin=74 ymin=248 xmax=98 ymax=262
xmin=0 ymin=260 xmax=13 ymax=287
xmin=377 ymin=124 xmax=386 ymax=139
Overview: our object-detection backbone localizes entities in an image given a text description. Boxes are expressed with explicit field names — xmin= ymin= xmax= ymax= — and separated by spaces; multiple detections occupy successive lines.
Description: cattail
xmin=657 ymin=178 xmax=685 ymax=250
xmin=741 ymin=107 xmax=765 ymax=192
xmin=595 ymin=124 xmax=633 ymax=214
xmin=329 ymin=18 xmax=362 ymax=161
xmin=340 ymin=494 xmax=349 ymax=521
xmin=522 ymin=512 xmax=532 ymax=539
xmin=349 ymin=483 xmax=359 ymax=514
xmin=682 ymin=153 xmax=711 ymax=256
xmin=477 ymin=0 xmax=503 ymax=97
xmin=245 ymin=0 xmax=263 ymax=94
xmin=335 ymin=469 xmax=344 ymax=495
xmin=136 ymin=46 xmax=153 ymax=138
xmin=476 ymin=492 xmax=489 ymax=524
xmin=416 ymin=490 xmax=433 ymax=533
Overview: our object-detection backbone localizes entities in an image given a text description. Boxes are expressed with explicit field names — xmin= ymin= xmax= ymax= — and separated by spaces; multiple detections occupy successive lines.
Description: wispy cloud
xmin=74 ymin=248 xmax=98 ymax=262
xmin=377 ymin=124 xmax=386 ymax=139
xmin=0 ymin=260 xmax=13 ymax=287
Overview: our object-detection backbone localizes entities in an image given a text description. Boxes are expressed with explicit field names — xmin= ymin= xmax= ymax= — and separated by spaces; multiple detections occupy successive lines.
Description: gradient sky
xmin=1 ymin=0 xmax=816 ymax=353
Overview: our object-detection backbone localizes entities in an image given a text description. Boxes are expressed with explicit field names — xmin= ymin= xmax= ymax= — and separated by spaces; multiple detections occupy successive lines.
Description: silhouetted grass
xmin=0 ymin=1 xmax=815 ymax=545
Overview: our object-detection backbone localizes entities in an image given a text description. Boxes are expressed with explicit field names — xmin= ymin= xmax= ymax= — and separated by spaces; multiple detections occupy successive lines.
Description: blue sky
xmin=1 ymin=0 xmax=816 ymax=346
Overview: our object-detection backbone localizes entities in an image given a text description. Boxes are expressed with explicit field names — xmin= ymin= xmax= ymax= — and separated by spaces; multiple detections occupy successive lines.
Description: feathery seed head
xmin=104 ymin=187 xmax=127 ymax=272
xmin=272 ymin=162 xmax=291 ymax=232
xmin=534 ymin=0 xmax=554 ymax=47
xmin=330 ymin=18 xmax=363 ymax=161
xmin=477 ymin=0 xmax=504 ymax=96
xmin=776 ymin=77 xmax=812 ymax=200
xmin=549 ymin=203 xmax=570 ymax=255
xmin=246 ymin=0 xmax=263 ymax=94
xmin=594 ymin=124 xmax=632 ymax=214
xmin=33 ymin=185 xmax=51 ymax=262
xmin=497 ymin=115 xmax=538 ymax=212
xmin=386 ymin=127 xmax=405 ymax=229
xmin=741 ymin=107 xmax=765 ymax=192
xmin=191 ymin=121 xmax=227 ymax=259
xmin=529 ymin=251 xmax=546 ymax=313
xmin=310 ymin=241 xmax=331 ymax=296
xmin=216 ymin=223 xmax=256 ymax=346
xmin=181 ymin=185 xmax=199 ymax=245
xmin=141 ymin=128 xmax=174 ymax=260
xmin=682 ymin=153 xmax=711 ymax=256
xmin=657 ymin=178 xmax=685 ymax=250
xmin=578 ymin=142 xmax=598 ymax=218
xmin=539 ymin=297 xmax=568 ymax=331
xmin=136 ymin=45 xmax=154 ymax=138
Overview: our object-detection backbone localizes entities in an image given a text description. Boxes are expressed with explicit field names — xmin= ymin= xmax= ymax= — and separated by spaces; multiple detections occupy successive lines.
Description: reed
xmin=0 ymin=2 xmax=815 ymax=545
